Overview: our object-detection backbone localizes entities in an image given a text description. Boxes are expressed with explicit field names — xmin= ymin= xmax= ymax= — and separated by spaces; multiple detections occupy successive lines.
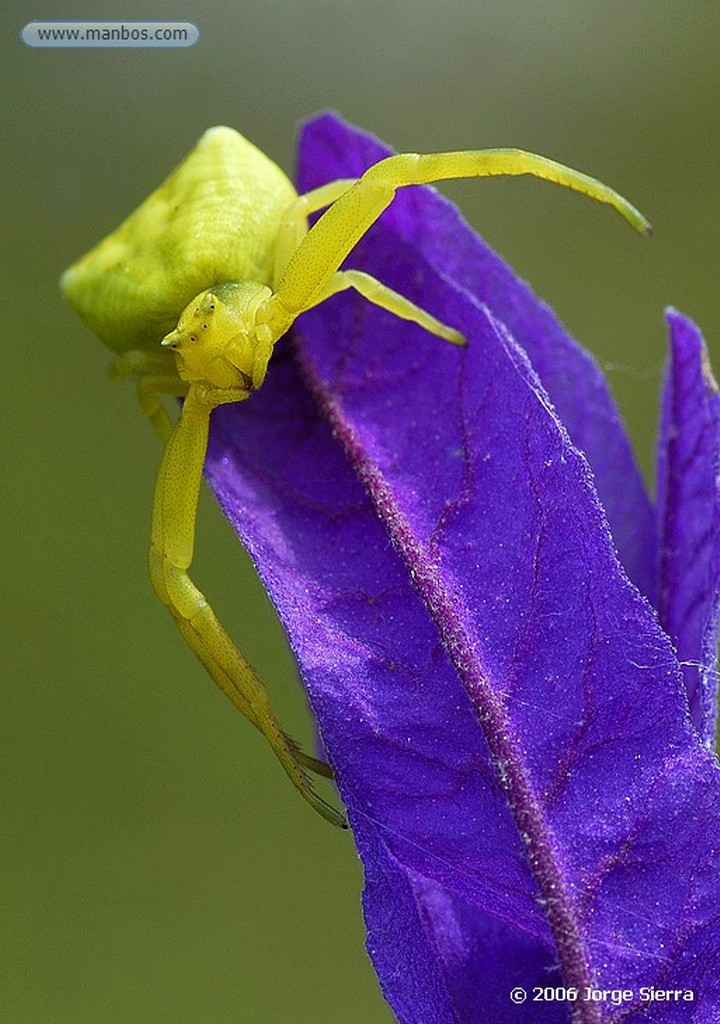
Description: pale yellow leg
xmin=265 ymin=147 xmax=650 ymax=327
xmin=148 ymin=384 xmax=345 ymax=826
xmin=110 ymin=349 xmax=176 ymax=380
xmin=273 ymin=179 xmax=357 ymax=287
xmin=109 ymin=350 xmax=188 ymax=443
xmin=310 ymin=269 xmax=464 ymax=346
xmin=138 ymin=375 xmax=189 ymax=443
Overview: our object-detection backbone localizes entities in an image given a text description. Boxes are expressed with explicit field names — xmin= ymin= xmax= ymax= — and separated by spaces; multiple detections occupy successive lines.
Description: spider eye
xmin=189 ymin=334 xmax=197 ymax=343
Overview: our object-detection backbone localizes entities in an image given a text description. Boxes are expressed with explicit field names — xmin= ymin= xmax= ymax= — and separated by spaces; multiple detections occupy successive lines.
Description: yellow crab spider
xmin=61 ymin=125 xmax=650 ymax=827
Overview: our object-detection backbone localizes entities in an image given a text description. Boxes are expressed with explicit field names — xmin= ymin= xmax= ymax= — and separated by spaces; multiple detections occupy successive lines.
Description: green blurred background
xmin=3 ymin=2 xmax=718 ymax=1021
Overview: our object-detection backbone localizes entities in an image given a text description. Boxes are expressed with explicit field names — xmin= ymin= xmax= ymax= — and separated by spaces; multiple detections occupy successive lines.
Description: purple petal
xmin=656 ymin=309 xmax=720 ymax=742
xmin=202 ymin=118 xmax=720 ymax=1020
xmin=296 ymin=112 xmax=657 ymax=604
xmin=206 ymin=343 xmax=564 ymax=1021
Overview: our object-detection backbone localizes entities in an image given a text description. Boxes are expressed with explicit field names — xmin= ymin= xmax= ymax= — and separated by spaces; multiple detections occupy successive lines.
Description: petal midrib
xmin=296 ymin=343 xmax=604 ymax=1024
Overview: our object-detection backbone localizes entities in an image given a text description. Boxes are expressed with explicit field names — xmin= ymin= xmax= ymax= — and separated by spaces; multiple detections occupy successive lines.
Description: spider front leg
xmin=149 ymin=382 xmax=346 ymax=827
xmin=263 ymin=179 xmax=469 ymax=348
xmin=263 ymin=146 xmax=650 ymax=332
xmin=310 ymin=269 xmax=464 ymax=345
xmin=273 ymin=178 xmax=357 ymax=286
